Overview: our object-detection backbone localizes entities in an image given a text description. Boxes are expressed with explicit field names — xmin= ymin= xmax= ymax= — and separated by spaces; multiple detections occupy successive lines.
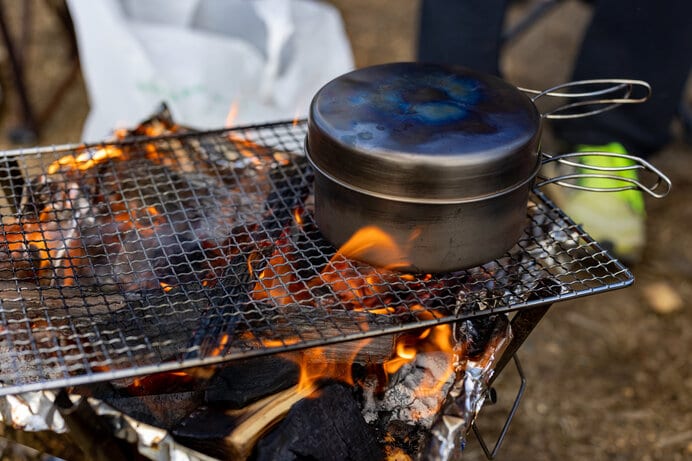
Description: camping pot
xmin=305 ymin=62 xmax=670 ymax=272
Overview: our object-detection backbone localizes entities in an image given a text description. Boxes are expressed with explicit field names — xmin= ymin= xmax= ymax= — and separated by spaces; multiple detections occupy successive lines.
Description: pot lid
xmin=306 ymin=62 xmax=541 ymax=201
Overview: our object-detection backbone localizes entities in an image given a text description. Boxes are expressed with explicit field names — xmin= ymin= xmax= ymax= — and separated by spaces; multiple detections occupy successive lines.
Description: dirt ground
xmin=0 ymin=1 xmax=690 ymax=460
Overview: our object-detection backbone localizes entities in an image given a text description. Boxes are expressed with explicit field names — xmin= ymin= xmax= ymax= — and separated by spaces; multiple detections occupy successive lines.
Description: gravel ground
xmin=0 ymin=1 xmax=690 ymax=460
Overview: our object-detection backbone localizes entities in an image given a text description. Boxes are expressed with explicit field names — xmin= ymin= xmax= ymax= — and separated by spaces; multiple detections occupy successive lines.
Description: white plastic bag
xmin=66 ymin=0 xmax=354 ymax=141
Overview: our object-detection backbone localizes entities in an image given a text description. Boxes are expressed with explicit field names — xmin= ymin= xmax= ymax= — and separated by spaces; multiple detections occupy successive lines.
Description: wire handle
xmin=519 ymin=79 xmax=651 ymax=119
xmin=537 ymin=151 xmax=672 ymax=198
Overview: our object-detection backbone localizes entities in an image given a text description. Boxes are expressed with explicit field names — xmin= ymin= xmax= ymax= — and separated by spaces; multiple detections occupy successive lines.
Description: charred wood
xmin=105 ymin=391 xmax=203 ymax=430
xmin=205 ymin=355 xmax=299 ymax=408
xmin=171 ymin=407 xmax=242 ymax=460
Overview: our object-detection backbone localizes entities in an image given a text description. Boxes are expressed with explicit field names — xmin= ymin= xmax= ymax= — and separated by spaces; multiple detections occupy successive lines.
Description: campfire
xmin=0 ymin=108 xmax=634 ymax=460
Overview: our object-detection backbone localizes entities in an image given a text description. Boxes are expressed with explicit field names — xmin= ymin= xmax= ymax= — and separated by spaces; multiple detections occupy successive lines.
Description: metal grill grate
xmin=0 ymin=121 xmax=632 ymax=395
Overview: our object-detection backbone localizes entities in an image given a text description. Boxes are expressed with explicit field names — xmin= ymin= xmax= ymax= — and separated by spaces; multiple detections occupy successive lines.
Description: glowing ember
xmin=47 ymin=145 xmax=124 ymax=174
xmin=128 ymin=371 xmax=196 ymax=396
xmin=160 ymin=282 xmax=174 ymax=292
xmin=292 ymin=208 xmax=304 ymax=226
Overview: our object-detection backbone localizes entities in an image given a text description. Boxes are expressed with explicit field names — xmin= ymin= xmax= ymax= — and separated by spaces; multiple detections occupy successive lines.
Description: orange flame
xmin=47 ymin=145 xmax=124 ymax=175
xmin=159 ymin=282 xmax=174 ymax=292
xmin=284 ymin=338 xmax=372 ymax=397
xmin=209 ymin=333 xmax=230 ymax=357
xmin=225 ymin=100 xmax=239 ymax=128
xmin=382 ymin=308 xmax=457 ymax=406
xmin=293 ymin=208 xmax=304 ymax=227
xmin=336 ymin=226 xmax=411 ymax=272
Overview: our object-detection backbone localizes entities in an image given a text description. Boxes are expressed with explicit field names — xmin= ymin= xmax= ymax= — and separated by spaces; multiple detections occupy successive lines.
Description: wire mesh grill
xmin=0 ymin=121 xmax=632 ymax=395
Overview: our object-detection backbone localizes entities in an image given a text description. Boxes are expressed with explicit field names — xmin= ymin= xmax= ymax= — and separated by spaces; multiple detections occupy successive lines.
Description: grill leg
xmin=489 ymin=303 xmax=551 ymax=386
xmin=473 ymin=304 xmax=551 ymax=459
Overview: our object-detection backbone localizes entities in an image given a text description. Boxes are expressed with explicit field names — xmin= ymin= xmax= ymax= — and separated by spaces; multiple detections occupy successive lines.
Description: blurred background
xmin=0 ymin=0 xmax=689 ymax=460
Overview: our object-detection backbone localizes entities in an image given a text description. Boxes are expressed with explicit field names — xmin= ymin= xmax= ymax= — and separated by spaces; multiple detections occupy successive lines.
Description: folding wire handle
xmin=519 ymin=79 xmax=651 ymax=119
xmin=537 ymin=151 xmax=672 ymax=198
xmin=472 ymin=354 xmax=526 ymax=460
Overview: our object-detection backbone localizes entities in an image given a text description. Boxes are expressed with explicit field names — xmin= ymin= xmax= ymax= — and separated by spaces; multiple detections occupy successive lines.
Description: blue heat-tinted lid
xmin=306 ymin=62 xmax=541 ymax=201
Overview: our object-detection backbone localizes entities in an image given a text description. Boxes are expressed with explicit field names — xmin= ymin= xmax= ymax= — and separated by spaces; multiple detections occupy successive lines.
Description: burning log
xmin=12 ymin=152 xmax=261 ymax=292
xmin=172 ymin=337 xmax=401 ymax=460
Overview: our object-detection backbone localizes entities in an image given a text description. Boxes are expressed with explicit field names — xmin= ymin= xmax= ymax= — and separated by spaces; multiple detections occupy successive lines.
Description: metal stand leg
xmin=472 ymin=354 xmax=526 ymax=459
xmin=491 ymin=303 xmax=551 ymax=384
xmin=472 ymin=304 xmax=552 ymax=459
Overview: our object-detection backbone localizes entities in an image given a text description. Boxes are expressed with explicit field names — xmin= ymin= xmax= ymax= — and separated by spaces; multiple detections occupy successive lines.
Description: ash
xmin=362 ymin=351 xmax=455 ymax=430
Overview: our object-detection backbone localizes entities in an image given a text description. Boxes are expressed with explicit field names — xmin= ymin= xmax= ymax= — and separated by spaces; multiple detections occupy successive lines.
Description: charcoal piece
xmin=456 ymin=314 xmax=509 ymax=359
xmin=205 ymin=356 xmax=299 ymax=408
xmin=96 ymin=287 xmax=204 ymax=361
xmin=0 ymin=155 xmax=24 ymax=213
xmin=382 ymin=420 xmax=428 ymax=458
xmin=185 ymin=158 xmax=312 ymax=359
xmin=171 ymin=407 xmax=239 ymax=460
xmin=254 ymin=382 xmax=383 ymax=461
xmin=173 ymin=406 xmax=238 ymax=439
xmin=105 ymin=391 xmax=203 ymax=429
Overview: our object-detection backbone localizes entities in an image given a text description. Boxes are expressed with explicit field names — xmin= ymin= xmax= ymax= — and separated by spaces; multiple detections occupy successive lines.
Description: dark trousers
xmin=417 ymin=0 xmax=692 ymax=156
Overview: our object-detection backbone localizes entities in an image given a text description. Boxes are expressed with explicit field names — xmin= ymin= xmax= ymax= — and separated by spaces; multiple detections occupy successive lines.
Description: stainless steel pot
xmin=305 ymin=62 xmax=670 ymax=272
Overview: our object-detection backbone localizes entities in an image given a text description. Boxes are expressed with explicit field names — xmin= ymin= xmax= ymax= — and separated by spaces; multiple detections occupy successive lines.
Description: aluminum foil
xmin=424 ymin=318 xmax=513 ymax=461
xmin=0 ymin=389 xmax=216 ymax=461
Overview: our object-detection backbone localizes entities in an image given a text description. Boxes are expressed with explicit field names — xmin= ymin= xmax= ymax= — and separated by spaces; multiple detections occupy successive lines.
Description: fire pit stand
xmin=0 ymin=120 xmax=635 ymax=459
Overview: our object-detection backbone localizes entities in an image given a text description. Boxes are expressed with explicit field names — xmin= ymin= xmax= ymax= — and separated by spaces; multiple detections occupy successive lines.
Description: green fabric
xmin=575 ymin=142 xmax=646 ymax=214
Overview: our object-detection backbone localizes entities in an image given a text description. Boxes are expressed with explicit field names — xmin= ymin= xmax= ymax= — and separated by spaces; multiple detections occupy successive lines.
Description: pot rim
xmin=305 ymin=139 xmax=542 ymax=205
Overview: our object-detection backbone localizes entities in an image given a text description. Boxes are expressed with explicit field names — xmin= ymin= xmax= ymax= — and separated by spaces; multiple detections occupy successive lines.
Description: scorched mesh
xmin=0 ymin=121 xmax=632 ymax=395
